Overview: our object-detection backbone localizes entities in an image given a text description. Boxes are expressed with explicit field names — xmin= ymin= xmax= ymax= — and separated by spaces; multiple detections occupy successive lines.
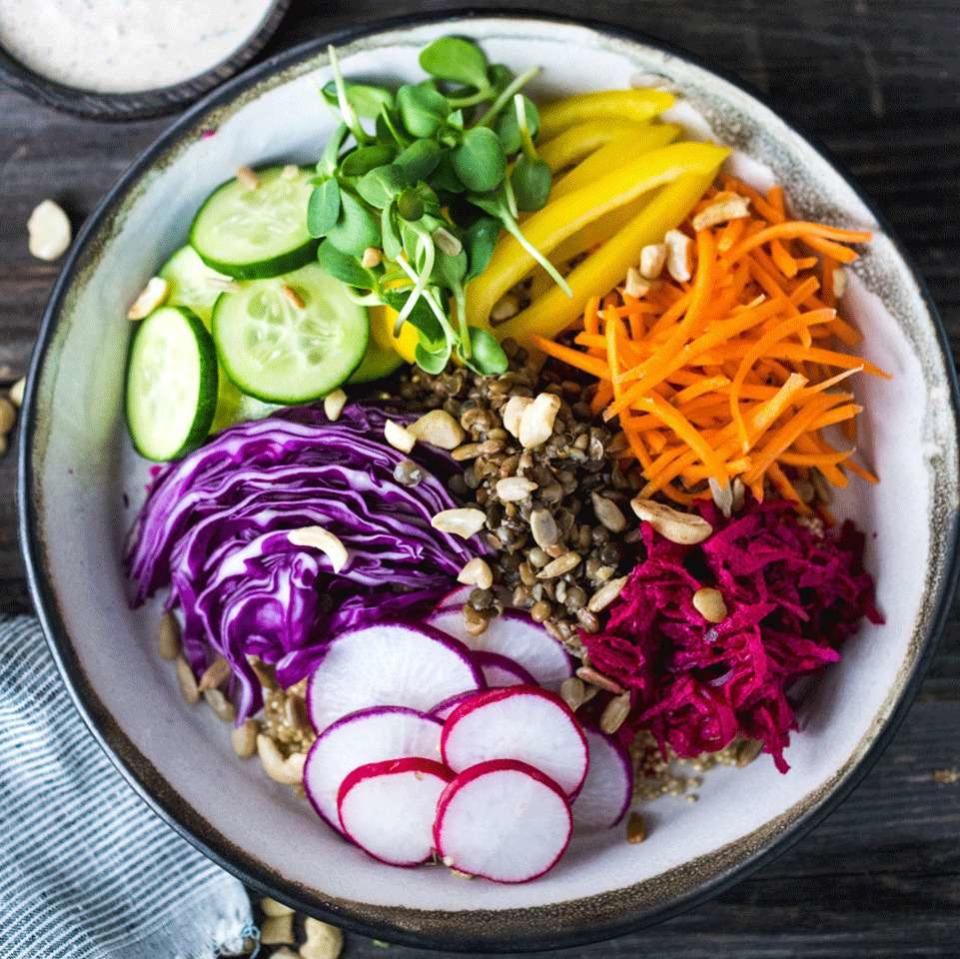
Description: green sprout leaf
xmin=463 ymin=326 xmax=508 ymax=375
xmin=316 ymin=239 xmax=376 ymax=289
xmin=397 ymin=83 xmax=451 ymax=138
xmin=326 ymin=190 xmax=381 ymax=256
xmin=394 ymin=139 xmax=443 ymax=181
xmin=317 ymin=122 xmax=349 ymax=177
xmin=511 ymin=155 xmax=552 ymax=211
xmin=419 ymin=36 xmax=490 ymax=91
xmin=495 ymin=95 xmax=540 ymax=155
xmin=321 ymin=80 xmax=395 ymax=119
xmin=340 ymin=144 xmax=396 ymax=177
xmin=463 ymin=216 xmax=500 ymax=280
xmin=416 ymin=338 xmax=452 ymax=375
xmin=452 ymin=127 xmax=506 ymax=193
xmin=380 ymin=203 xmax=403 ymax=260
xmin=306 ymin=178 xmax=341 ymax=237
xmin=357 ymin=164 xmax=406 ymax=209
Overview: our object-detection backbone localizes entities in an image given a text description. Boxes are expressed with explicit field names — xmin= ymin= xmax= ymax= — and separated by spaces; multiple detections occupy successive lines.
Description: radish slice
xmin=434 ymin=585 xmax=472 ymax=611
xmin=428 ymin=609 xmax=573 ymax=691
xmin=303 ymin=706 xmax=442 ymax=832
xmin=338 ymin=758 xmax=452 ymax=866
xmin=430 ymin=690 xmax=483 ymax=721
xmin=434 ymin=759 xmax=572 ymax=883
xmin=441 ymin=686 xmax=589 ymax=797
xmin=473 ymin=650 xmax=536 ymax=688
xmin=573 ymin=727 xmax=635 ymax=830
xmin=306 ymin=621 xmax=483 ymax=734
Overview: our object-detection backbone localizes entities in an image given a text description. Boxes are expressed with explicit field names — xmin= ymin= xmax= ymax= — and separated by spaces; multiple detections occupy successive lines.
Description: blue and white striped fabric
xmin=0 ymin=616 xmax=252 ymax=959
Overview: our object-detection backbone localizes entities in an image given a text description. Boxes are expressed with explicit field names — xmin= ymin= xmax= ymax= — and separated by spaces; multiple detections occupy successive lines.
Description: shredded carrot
xmin=533 ymin=172 xmax=884 ymax=510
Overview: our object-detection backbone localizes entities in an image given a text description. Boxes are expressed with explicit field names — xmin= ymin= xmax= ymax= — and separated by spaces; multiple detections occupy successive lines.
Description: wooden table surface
xmin=2 ymin=1 xmax=958 ymax=955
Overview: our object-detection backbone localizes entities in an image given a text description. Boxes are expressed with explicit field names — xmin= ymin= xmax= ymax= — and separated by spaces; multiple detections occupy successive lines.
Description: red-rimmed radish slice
xmin=433 ymin=759 xmax=572 ymax=883
xmin=434 ymin=585 xmax=472 ymax=611
xmin=427 ymin=609 xmax=572 ymax=691
xmin=573 ymin=727 xmax=634 ymax=830
xmin=441 ymin=686 xmax=589 ymax=797
xmin=473 ymin=650 xmax=536 ymax=688
xmin=306 ymin=621 xmax=483 ymax=734
xmin=303 ymin=706 xmax=442 ymax=832
xmin=338 ymin=758 xmax=453 ymax=866
xmin=430 ymin=690 xmax=483 ymax=722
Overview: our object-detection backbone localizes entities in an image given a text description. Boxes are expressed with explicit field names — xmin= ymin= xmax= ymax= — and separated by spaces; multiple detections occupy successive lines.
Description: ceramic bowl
xmin=18 ymin=12 xmax=960 ymax=952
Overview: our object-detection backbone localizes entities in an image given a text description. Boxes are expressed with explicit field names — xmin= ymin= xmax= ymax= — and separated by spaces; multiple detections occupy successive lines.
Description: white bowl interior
xmin=28 ymin=17 xmax=958 ymax=926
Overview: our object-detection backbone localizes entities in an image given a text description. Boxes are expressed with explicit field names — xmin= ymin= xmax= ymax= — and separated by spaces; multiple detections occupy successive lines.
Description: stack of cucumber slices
xmin=125 ymin=165 xmax=401 ymax=462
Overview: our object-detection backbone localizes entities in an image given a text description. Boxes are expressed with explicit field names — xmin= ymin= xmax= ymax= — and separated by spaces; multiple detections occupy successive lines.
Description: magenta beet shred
xmin=125 ymin=403 xmax=485 ymax=721
xmin=583 ymin=499 xmax=883 ymax=772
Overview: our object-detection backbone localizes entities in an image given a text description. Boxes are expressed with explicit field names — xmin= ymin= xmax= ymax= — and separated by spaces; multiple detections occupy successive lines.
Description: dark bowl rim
xmin=0 ymin=0 xmax=290 ymax=121
xmin=17 ymin=7 xmax=960 ymax=953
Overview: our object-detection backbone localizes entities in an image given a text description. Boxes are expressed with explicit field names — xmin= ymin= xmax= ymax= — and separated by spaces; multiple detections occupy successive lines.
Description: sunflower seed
xmin=600 ymin=692 xmax=631 ymax=734
xmin=587 ymin=575 xmax=628 ymax=613
xmin=361 ymin=246 xmax=383 ymax=268
xmin=281 ymin=284 xmax=305 ymax=309
xmin=709 ymin=478 xmax=733 ymax=518
xmin=323 ymin=388 xmax=347 ymax=422
xmin=231 ymin=720 xmax=258 ymax=758
xmin=126 ymin=276 xmax=170 ymax=320
xmin=9 ymin=378 xmax=25 ymax=408
xmin=175 ymin=656 xmax=199 ymax=705
xmin=458 ymin=557 xmax=494 ymax=590
xmin=530 ymin=509 xmax=560 ymax=548
xmin=235 ymin=165 xmax=259 ymax=190
xmin=537 ymin=551 xmax=581 ymax=579
xmin=502 ymin=395 xmax=533 ymax=439
xmin=431 ymin=508 xmax=486 ymax=539
xmin=591 ymin=492 xmax=627 ymax=532
xmin=692 ymin=587 xmax=727 ymax=623
xmin=198 ymin=656 xmax=231 ymax=692
xmin=560 ymin=676 xmax=586 ymax=711
xmin=409 ymin=409 xmax=465 ymax=449
xmin=303 ymin=919 xmax=344 ymax=959
xmin=630 ymin=496 xmax=713 ymax=544
xmin=203 ymin=688 xmax=236 ymax=722
xmin=260 ymin=913 xmax=294 ymax=945
xmin=519 ymin=393 xmax=561 ymax=449
xmin=384 ymin=419 xmax=416 ymax=453
xmin=288 ymin=525 xmax=349 ymax=573
xmin=496 ymin=476 xmax=538 ymax=502
xmin=157 ymin=613 xmax=181 ymax=660
xmin=626 ymin=811 xmax=647 ymax=844
xmin=576 ymin=666 xmax=624 ymax=694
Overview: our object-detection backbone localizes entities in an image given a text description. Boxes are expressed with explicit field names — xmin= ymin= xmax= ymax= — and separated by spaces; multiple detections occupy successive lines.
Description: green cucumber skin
xmin=192 ymin=242 xmax=318 ymax=281
xmin=125 ymin=306 xmax=219 ymax=462
xmin=188 ymin=164 xmax=318 ymax=280
xmin=211 ymin=272 xmax=370 ymax=405
xmin=348 ymin=345 xmax=404 ymax=384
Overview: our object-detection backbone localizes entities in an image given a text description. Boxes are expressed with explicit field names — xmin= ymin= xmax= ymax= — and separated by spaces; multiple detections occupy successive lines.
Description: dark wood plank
xmin=1 ymin=1 xmax=958 ymax=953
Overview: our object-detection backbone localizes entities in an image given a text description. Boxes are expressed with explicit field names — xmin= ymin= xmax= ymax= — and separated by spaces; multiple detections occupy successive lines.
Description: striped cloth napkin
xmin=0 ymin=616 xmax=253 ymax=959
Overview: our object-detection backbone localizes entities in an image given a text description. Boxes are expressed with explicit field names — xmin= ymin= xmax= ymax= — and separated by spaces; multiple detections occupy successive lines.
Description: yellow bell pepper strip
xmin=551 ymin=124 xmax=681 ymax=199
xmin=548 ymin=198 xmax=649 ymax=265
xmin=466 ymin=142 xmax=728 ymax=335
xmin=495 ymin=169 xmax=721 ymax=346
xmin=539 ymin=118 xmax=649 ymax=172
xmin=371 ymin=303 xmax=418 ymax=364
xmin=538 ymin=89 xmax=676 ymax=140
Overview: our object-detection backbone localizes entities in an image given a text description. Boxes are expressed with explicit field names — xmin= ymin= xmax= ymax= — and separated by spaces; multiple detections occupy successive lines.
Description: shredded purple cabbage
xmin=126 ymin=403 xmax=482 ymax=721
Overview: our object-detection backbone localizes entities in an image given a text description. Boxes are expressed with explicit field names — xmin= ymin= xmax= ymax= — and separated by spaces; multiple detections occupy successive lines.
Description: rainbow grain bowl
xmin=19 ymin=14 xmax=959 ymax=951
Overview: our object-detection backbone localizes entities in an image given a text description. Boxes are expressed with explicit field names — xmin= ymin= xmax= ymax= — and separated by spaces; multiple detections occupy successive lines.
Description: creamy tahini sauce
xmin=0 ymin=0 xmax=273 ymax=94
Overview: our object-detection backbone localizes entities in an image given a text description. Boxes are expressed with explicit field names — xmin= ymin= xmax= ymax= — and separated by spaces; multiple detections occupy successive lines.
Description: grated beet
xmin=582 ymin=499 xmax=883 ymax=772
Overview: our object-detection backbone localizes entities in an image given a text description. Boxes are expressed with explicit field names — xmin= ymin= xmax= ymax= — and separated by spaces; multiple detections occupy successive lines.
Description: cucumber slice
xmin=213 ymin=262 xmax=369 ymax=403
xmin=159 ymin=244 xmax=229 ymax=325
xmin=190 ymin=165 xmax=317 ymax=279
xmin=125 ymin=306 xmax=218 ymax=461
